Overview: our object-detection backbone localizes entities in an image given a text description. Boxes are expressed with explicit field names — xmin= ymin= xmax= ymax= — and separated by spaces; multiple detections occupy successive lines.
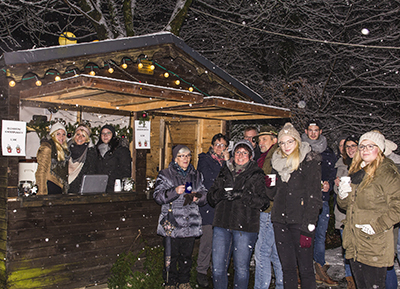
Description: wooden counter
xmin=4 ymin=193 xmax=161 ymax=289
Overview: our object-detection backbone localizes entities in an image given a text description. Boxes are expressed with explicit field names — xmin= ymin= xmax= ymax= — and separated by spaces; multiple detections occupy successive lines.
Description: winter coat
xmin=334 ymin=156 xmax=348 ymax=229
xmin=267 ymin=151 xmax=323 ymax=236
xmin=257 ymin=143 xmax=278 ymax=213
xmin=337 ymin=158 xmax=400 ymax=267
xmin=68 ymin=141 xmax=97 ymax=194
xmin=207 ymin=160 xmax=270 ymax=233
xmin=96 ymin=138 xmax=131 ymax=193
xmin=35 ymin=139 xmax=70 ymax=195
xmin=320 ymin=147 xmax=337 ymax=201
xmin=154 ymin=162 xmax=208 ymax=238
xmin=197 ymin=151 xmax=225 ymax=225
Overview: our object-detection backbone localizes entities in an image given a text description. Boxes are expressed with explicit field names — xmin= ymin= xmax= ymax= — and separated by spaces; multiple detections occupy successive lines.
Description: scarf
xmin=98 ymin=143 xmax=110 ymax=158
xmin=68 ymin=143 xmax=89 ymax=184
xmin=271 ymin=142 xmax=311 ymax=182
xmin=209 ymin=147 xmax=225 ymax=166
xmin=301 ymin=133 xmax=327 ymax=153
xmin=173 ymin=162 xmax=190 ymax=177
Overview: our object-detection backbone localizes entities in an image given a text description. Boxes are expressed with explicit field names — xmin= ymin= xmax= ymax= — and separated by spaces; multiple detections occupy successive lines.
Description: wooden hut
xmin=0 ymin=32 xmax=290 ymax=288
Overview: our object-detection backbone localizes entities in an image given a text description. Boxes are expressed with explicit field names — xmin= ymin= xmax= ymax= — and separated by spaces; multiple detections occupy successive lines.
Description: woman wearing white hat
xmin=337 ymin=130 xmax=400 ymax=288
xmin=35 ymin=122 xmax=70 ymax=195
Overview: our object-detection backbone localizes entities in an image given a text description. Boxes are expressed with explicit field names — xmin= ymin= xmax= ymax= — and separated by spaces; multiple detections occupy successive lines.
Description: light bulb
xmin=9 ymin=80 xmax=16 ymax=87
xmin=164 ymin=72 xmax=169 ymax=78
xmin=150 ymin=65 xmax=155 ymax=70
xmin=108 ymin=67 xmax=114 ymax=74
xmin=55 ymin=75 xmax=61 ymax=81
xmin=89 ymin=70 xmax=96 ymax=76
xmin=138 ymin=63 xmax=143 ymax=69
xmin=188 ymin=87 xmax=194 ymax=92
xmin=35 ymin=79 xmax=42 ymax=86
xmin=175 ymin=80 xmax=180 ymax=85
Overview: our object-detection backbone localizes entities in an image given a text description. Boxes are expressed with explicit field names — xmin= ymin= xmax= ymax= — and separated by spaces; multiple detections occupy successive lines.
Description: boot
xmin=346 ymin=276 xmax=356 ymax=289
xmin=178 ymin=283 xmax=193 ymax=289
xmin=314 ymin=262 xmax=339 ymax=286
xmin=197 ymin=272 xmax=209 ymax=288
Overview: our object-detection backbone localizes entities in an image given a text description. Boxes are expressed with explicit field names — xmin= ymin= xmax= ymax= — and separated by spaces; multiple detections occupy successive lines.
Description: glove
xmin=264 ymin=175 xmax=272 ymax=188
xmin=338 ymin=179 xmax=352 ymax=199
xmin=225 ymin=190 xmax=243 ymax=201
xmin=183 ymin=192 xmax=202 ymax=206
xmin=300 ymin=234 xmax=312 ymax=248
xmin=355 ymin=224 xmax=375 ymax=235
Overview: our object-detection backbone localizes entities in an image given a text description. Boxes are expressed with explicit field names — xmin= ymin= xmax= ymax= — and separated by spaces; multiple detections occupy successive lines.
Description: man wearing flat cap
xmin=254 ymin=125 xmax=284 ymax=289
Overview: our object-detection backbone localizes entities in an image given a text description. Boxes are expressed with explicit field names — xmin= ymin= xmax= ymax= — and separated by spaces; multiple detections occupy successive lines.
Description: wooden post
xmin=130 ymin=112 xmax=136 ymax=182
xmin=159 ymin=118 xmax=165 ymax=171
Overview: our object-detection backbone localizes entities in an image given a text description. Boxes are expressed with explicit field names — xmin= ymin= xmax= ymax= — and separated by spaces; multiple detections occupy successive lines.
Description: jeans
xmin=197 ymin=224 xmax=213 ymax=274
xmin=254 ymin=212 xmax=283 ymax=289
xmin=274 ymin=222 xmax=316 ymax=289
xmin=314 ymin=200 xmax=329 ymax=266
xmin=212 ymin=226 xmax=258 ymax=289
xmin=339 ymin=229 xmax=352 ymax=277
xmin=386 ymin=266 xmax=398 ymax=289
xmin=350 ymin=259 xmax=386 ymax=288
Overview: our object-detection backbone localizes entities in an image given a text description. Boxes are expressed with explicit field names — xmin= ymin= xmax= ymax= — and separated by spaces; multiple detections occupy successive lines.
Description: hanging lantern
xmin=58 ymin=32 xmax=77 ymax=46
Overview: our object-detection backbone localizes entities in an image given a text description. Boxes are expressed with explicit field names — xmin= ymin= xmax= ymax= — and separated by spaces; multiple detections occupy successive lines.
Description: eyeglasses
xmin=235 ymin=151 xmax=249 ymax=156
xmin=214 ymin=143 xmax=226 ymax=148
xmin=345 ymin=144 xmax=357 ymax=149
xmin=359 ymin=144 xmax=378 ymax=151
xmin=278 ymin=139 xmax=295 ymax=147
xmin=101 ymin=132 xmax=112 ymax=136
xmin=177 ymin=154 xmax=191 ymax=159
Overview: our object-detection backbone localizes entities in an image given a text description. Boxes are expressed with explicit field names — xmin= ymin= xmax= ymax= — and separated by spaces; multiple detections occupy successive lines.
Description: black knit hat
xmin=100 ymin=124 xmax=116 ymax=137
xmin=345 ymin=134 xmax=359 ymax=146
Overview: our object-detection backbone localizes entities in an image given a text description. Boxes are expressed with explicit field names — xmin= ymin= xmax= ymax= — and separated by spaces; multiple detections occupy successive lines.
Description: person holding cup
xmin=337 ymin=130 xmax=400 ymax=289
xmin=267 ymin=123 xmax=322 ymax=289
xmin=154 ymin=145 xmax=207 ymax=289
xmin=207 ymin=139 xmax=269 ymax=289
xmin=253 ymin=125 xmax=284 ymax=289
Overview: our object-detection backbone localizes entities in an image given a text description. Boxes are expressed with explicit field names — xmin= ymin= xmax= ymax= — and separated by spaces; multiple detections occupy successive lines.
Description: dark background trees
xmin=1 ymin=0 xmax=399 ymax=149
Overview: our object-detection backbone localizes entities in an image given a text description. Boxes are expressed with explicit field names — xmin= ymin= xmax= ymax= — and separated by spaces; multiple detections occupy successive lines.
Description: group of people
xmin=35 ymin=122 xmax=131 ymax=195
xmin=154 ymin=120 xmax=400 ymax=289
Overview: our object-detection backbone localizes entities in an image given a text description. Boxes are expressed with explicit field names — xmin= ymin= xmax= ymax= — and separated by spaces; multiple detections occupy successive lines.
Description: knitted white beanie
xmin=49 ymin=123 xmax=66 ymax=136
xmin=359 ymin=130 xmax=385 ymax=152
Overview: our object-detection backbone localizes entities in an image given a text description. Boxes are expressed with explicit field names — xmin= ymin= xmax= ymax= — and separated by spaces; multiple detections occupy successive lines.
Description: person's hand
xmin=225 ymin=190 xmax=243 ymax=201
xmin=355 ymin=224 xmax=375 ymax=235
xmin=300 ymin=234 xmax=312 ymax=248
xmin=176 ymin=185 xmax=185 ymax=195
xmin=265 ymin=175 xmax=272 ymax=188
xmin=334 ymin=177 xmax=340 ymax=187
xmin=338 ymin=180 xmax=352 ymax=199
xmin=322 ymin=181 xmax=330 ymax=192
xmin=222 ymin=149 xmax=230 ymax=161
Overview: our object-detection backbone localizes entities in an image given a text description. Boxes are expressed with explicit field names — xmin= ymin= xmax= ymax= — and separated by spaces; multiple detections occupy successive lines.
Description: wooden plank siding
xmin=5 ymin=194 xmax=161 ymax=289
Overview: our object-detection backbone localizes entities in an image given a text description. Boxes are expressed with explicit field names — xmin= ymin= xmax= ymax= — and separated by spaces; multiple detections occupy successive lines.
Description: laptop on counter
xmin=79 ymin=175 xmax=108 ymax=195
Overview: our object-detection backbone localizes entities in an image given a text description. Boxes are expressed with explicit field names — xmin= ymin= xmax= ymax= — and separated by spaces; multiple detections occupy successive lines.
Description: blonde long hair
xmin=277 ymin=139 xmax=301 ymax=171
xmin=51 ymin=130 xmax=68 ymax=162
xmin=349 ymin=146 xmax=385 ymax=186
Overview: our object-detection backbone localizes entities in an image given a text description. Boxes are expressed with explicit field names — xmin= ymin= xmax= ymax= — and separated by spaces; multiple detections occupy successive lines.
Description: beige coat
xmin=337 ymin=158 xmax=400 ymax=267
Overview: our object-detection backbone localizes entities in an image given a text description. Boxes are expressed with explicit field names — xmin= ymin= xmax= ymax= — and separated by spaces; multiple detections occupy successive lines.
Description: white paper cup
xmin=224 ymin=187 xmax=233 ymax=191
xmin=267 ymin=174 xmax=276 ymax=186
xmin=114 ymin=179 xmax=122 ymax=192
xmin=340 ymin=176 xmax=351 ymax=185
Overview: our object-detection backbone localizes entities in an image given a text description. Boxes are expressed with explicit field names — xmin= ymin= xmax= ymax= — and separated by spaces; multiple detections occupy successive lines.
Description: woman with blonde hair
xmin=337 ymin=130 xmax=400 ymax=288
xmin=68 ymin=124 xmax=97 ymax=193
xmin=267 ymin=123 xmax=322 ymax=289
xmin=36 ymin=123 xmax=70 ymax=195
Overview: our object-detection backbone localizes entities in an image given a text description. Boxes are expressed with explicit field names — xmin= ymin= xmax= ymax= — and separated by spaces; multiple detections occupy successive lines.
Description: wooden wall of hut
xmin=146 ymin=116 xmax=226 ymax=178
xmin=6 ymin=194 xmax=161 ymax=289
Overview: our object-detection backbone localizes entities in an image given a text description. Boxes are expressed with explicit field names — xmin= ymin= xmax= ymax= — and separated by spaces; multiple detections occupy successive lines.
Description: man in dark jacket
xmin=243 ymin=126 xmax=261 ymax=161
xmin=196 ymin=133 xmax=229 ymax=288
xmin=254 ymin=125 xmax=283 ymax=289
xmin=301 ymin=119 xmax=338 ymax=286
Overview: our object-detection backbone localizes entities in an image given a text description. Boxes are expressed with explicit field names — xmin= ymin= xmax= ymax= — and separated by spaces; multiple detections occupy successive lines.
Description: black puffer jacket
xmin=96 ymin=138 xmax=132 ymax=192
xmin=267 ymin=151 xmax=322 ymax=235
xmin=207 ymin=160 xmax=270 ymax=233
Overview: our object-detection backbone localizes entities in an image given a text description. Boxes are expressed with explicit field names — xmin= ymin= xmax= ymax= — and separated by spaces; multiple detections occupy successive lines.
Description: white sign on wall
xmin=2 ymin=120 xmax=27 ymax=156
xmin=135 ymin=121 xmax=151 ymax=149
